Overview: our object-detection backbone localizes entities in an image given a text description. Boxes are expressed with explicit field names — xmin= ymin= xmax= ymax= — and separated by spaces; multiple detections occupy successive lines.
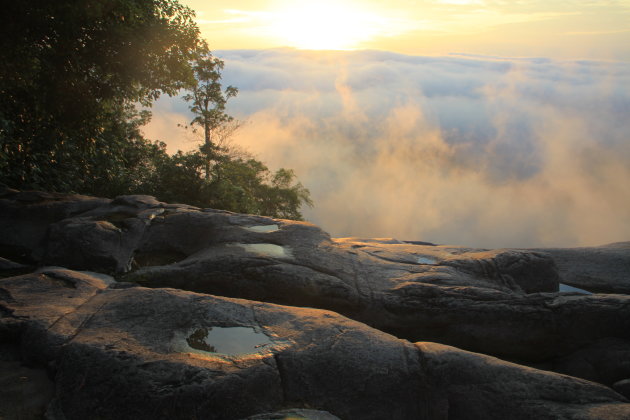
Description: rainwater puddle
xmin=235 ymin=243 xmax=292 ymax=259
xmin=186 ymin=327 xmax=274 ymax=356
xmin=243 ymin=225 xmax=279 ymax=233
xmin=416 ymin=256 xmax=438 ymax=265
xmin=559 ymin=284 xmax=592 ymax=294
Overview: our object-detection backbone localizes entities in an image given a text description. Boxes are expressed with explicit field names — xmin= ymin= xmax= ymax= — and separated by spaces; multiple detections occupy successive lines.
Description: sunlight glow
xmin=269 ymin=1 xmax=388 ymax=50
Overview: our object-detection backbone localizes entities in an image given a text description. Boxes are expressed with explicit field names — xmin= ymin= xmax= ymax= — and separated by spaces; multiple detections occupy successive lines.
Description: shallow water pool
xmin=186 ymin=326 xmax=274 ymax=355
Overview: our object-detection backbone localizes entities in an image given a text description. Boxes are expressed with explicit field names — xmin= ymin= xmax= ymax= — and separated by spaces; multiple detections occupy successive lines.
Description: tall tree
xmin=183 ymin=53 xmax=238 ymax=179
xmin=0 ymin=0 xmax=205 ymax=193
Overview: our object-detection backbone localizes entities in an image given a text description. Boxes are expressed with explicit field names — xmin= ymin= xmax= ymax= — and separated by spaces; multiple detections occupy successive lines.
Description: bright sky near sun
xmin=182 ymin=0 xmax=630 ymax=59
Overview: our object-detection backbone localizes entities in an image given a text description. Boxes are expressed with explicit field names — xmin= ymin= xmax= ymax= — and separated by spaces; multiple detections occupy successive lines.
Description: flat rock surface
xmin=2 ymin=270 xmax=629 ymax=420
xmin=1 ymin=190 xmax=630 ymax=418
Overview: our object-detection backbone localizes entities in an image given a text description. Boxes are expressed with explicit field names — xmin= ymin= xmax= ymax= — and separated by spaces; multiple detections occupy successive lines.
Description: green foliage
xmin=140 ymin=148 xmax=313 ymax=220
xmin=183 ymin=52 xmax=238 ymax=179
xmin=184 ymin=54 xmax=238 ymax=135
xmin=0 ymin=0 xmax=204 ymax=193
xmin=0 ymin=0 xmax=313 ymax=220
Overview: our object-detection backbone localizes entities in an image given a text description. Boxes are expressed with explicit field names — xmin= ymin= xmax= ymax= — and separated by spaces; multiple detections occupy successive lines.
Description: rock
xmin=2 ymin=270 xmax=629 ymax=420
xmin=552 ymin=338 xmax=630 ymax=387
xmin=0 ymin=256 xmax=28 ymax=271
xmin=530 ymin=243 xmax=630 ymax=294
xmin=613 ymin=379 xmax=630 ymax=400
xmin=1 ymin=190 xmax=629 ymax=384
xmin=0 ymin=256 xmax=32 ymax=279
xmin=380 ymin=281 xmax=630 ymax=362
xmin=111 ymin=195 xmax=163 ymax=208
xmin=244 ymin=409 xmax=341 ymax=419
xmin=43 ymin=217 xmax=146 ymax=273
xmin=0 ymin=359 xmax=55 ymax=419
xmin=0 ymin=190 xmax=109 ymax=264
xmin=417 ymin=342 xmax=630 ymax=420
xmin=0 ymin=267 xmax=111 ymax=365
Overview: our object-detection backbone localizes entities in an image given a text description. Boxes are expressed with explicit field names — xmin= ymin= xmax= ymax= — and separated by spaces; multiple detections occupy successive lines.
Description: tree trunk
xmin=204 ymin=119 xmax=210 ymax=180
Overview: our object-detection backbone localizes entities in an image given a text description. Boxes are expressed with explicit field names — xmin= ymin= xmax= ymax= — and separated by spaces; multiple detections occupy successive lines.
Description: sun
xmin=270 ymin=1 xmax=383 ymax=50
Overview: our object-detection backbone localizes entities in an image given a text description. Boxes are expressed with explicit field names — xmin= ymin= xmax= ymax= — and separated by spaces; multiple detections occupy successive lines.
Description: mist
xmin=143 ymin=49 xmax=630 ymax=248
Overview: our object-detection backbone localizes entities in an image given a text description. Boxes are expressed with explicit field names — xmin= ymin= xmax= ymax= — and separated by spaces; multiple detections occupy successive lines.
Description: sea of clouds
xmin=143 ymin=49 xmax=630 ymax=248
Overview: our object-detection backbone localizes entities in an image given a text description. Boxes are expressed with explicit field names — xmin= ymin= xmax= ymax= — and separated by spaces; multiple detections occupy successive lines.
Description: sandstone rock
xmin=2 ymin=270 xmax=629 ymax=420
xmin=417 ymin=342 xmax=630 ymax=420
xmin=382 ymin=281 xmax=630 ymax=361
xmin=43 ymin=217 xmax=146 ymax=273
xmin=0 ymin=190 xmax=109 ymax=264
xmin=552 ymin=338 xmax=630 ymax=387
xmin=1 ymin=190 xmax=629 ymax=386
xmin=530 ymin=243 xmax=630 ymax=294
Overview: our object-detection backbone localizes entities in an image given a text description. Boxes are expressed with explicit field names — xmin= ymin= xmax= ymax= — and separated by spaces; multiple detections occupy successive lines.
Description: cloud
xmin=144 ymin=49 xmax=630 ymax=248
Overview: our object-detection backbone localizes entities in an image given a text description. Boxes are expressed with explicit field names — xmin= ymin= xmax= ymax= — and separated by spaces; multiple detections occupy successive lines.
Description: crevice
xmin=328 ymin=326 xmax=345 ymax=351
xmin=62 ymin=299 xmax=109 ymax=345
xmin=250 ymin=304 xmax=263 ymax=329
xmin=45 ymin=287 xmax=108 ymax=335
xmin=273 ymin=353 xmax=290 ymax=406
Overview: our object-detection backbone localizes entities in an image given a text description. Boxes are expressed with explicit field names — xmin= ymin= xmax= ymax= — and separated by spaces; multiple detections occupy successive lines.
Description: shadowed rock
xmin=530 ymin=243 xmax=630 ymax=294
xmin=2 ymin=271 xmax=629 ymax=420
xmin=0 ymin=190 xmax=629 ymax=389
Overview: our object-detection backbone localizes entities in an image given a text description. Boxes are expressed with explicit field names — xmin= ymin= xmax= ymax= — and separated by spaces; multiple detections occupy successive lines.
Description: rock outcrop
xmin=531 ymin=243 xmax=630 ymax=294
xmin=1 ymin=269 xmax=629 ymax=419
xmin=1 ymin=189 xmax=630 ymax=419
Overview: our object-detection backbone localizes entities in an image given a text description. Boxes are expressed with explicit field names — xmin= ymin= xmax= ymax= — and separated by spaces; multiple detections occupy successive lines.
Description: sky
xmin=143 ymin=1 xmax=630 ymax=248
xmin=184 ymin=0 xmax=630 ymax=60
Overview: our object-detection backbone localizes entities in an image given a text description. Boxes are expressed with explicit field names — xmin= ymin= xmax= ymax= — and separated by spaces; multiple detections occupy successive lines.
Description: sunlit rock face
xmin=2 ymin=270 xmax=630 ymax=420
xmin=1 ymin=189 xmax=630 ymax=408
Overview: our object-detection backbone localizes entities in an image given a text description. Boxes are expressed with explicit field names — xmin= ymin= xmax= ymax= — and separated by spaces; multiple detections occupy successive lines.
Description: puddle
xmin=559 ymin=283 xmax=592 ymax=294
xmin=234 ymin=243 xmax=292 ymax=259
xmin=416 ymin=256 xmax=438 ymax=265
xmin=243 ymin=225 xmax=279 ymax=233
xmin=185 ymin=327 xmax=274 ymax=356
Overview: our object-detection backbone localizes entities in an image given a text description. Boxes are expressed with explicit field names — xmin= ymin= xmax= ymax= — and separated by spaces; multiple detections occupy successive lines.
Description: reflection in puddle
xmin=559 ymin=283 xmax=592 ymax=294
xmin=243 ymin=225 xmax=279 ymax=233
xmin=235 ymin=243 xmax=292 ymax=259
xmin=186 ymin=327 xmax=274 ymax=355
xmin=416 ymin=256 xmax=438 ymax=265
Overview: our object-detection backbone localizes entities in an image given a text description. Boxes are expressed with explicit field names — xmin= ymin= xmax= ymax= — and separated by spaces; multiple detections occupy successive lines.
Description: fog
xmin=143 ymin=49 xmax=630 ymax=248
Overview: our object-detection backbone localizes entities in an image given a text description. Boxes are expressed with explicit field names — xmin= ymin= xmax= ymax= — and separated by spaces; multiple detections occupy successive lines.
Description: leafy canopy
xmin=0 ymin=0 xmax=314 ymax=220
xmin=0 ymin=0 xmax=204 ymax=192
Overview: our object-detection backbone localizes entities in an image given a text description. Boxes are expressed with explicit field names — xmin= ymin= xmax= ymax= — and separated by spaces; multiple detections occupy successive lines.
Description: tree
xmin=139 ymin=150 xmax=313 ymax=220
xmin=176 ymin=52 xmax=313 ymax=219
xmin=183 ymin=53 xmax=238 ymax=179
xmin=0 ymin=0 xmax=205 ymax=193
xmin=0 ymin=0 xmax=314 ymax=220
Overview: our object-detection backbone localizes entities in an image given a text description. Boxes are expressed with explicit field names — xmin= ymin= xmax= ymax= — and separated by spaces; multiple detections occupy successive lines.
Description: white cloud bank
xmin=144 ymin=49 xmax=630 ymax=248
